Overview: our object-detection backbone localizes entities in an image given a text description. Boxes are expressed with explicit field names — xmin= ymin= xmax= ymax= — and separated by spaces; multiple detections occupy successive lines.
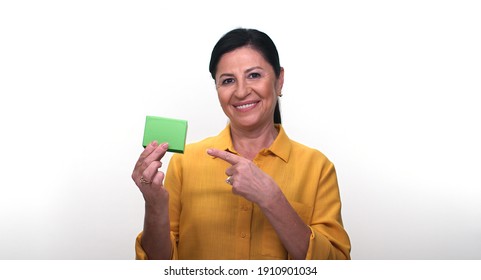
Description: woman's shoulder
xmin=288 ymin=138 xmax=334 ymax=166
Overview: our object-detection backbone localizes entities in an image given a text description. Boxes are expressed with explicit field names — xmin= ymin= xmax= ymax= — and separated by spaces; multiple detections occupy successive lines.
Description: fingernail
xmin=152 ymin=141 xmax=158 ymax=147
xmin=206 ymin=149 xmax=212 ymax=154
xmin=161 ymin=143 xmax=169 ymax=149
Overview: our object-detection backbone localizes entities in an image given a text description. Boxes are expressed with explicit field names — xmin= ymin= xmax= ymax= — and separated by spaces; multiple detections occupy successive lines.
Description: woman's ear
xmin=277 ymin=67 xmax=285 ymax=96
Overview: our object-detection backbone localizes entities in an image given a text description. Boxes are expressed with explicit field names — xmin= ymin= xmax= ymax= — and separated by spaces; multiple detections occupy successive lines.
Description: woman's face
xmin=215 ymin=46 xmax=284 ymax=131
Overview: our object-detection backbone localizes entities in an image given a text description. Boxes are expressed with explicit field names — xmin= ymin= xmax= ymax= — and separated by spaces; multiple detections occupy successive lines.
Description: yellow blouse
xmin=135 ymin=125 xmax=351 ymax=259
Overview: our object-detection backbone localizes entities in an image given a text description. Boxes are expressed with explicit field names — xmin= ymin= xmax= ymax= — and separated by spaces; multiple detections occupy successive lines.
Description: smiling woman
xmin=131 ymin=28 xmax=351 ymax=260
xmin=210 ymin=28 xmax=283 ymax=125
xmin=215 ymin=47 xmax=283 ymax=138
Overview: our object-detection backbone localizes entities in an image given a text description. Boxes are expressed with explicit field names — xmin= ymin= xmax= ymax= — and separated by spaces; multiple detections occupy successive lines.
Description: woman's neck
xmin=230 ymin=122 xmax=279 ymax=161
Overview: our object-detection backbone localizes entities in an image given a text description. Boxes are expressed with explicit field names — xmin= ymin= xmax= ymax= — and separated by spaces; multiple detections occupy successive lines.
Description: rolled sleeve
xmin=304 ymin=226 xmax=350 ymax=260
xmin=135 ymin=232 xmax=148 ymax=260
xmin=135 ymin=231 xmax=179 ymax=260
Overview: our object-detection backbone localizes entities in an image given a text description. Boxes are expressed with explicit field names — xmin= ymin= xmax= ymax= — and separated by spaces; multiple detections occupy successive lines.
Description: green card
xmin=142 ymin=116 xmax=188 ymax=153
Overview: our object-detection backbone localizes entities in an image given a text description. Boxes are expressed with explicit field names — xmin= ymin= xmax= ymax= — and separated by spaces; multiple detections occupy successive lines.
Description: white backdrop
xmin=1 ymin=0 xmax=480 ymax=259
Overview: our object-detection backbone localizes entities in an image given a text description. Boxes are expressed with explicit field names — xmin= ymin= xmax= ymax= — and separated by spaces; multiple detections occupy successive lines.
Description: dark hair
xmin=209 ymin=28 xmax=282 ymax=124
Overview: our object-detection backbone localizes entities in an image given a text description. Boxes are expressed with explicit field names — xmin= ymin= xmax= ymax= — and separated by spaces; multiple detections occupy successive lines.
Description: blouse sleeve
xmin=304 ymin=163 xmax=351 ymax=260
xmin=135 ymin=231 xmax=179 ymax=260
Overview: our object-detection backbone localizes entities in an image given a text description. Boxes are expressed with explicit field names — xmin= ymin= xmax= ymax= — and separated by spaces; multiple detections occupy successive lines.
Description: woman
xmin=132 ymin=28 xmax=351 ymax=260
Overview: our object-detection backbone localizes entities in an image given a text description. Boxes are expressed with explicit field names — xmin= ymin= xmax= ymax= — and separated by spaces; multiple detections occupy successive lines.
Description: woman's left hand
xmin=207 ymin=148 xmax=281 ymax=207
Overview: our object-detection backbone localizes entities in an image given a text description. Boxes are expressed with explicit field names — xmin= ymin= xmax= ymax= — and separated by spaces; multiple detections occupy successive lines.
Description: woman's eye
xmin=222 ymin=78 xmax=234 ymax=85
xmin=248 ymin=72 xmax=261 ymax=79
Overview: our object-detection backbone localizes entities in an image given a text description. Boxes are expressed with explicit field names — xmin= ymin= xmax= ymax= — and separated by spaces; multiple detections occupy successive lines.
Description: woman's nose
xmin=234 ymin=79 xmax=251 ymax=99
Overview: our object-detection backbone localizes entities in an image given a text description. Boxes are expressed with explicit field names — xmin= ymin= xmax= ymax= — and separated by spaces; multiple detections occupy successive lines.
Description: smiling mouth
xmin=234 ymin=101 xmax=259 ymax=110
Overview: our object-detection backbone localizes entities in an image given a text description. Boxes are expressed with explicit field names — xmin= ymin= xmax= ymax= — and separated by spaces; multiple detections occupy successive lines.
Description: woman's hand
xmin=207 ymin=148 xmax=310 ymax=259
xmin=207 ymin=148 xmax=281 ymax=208
xmin=132 ymin=141 xmax=172 ymax=259
xmin=132 ymin=141 xmax=170 ymax=209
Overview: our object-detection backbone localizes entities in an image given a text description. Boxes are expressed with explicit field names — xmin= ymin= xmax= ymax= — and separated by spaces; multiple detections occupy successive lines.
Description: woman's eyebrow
xmin=218 ymin=66 xmax=264 ymax=79
xmin=245 ymin=66 xmax=263 ymax=73
xmin=218 ymin=73 xmax=235 ymax=79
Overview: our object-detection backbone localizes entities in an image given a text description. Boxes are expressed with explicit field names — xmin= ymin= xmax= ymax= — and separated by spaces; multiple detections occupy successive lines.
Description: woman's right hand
xmin=132 ymin=141 xmax=172 ymax=260
xmin=132 ymin=141 xmax=170 ymax=209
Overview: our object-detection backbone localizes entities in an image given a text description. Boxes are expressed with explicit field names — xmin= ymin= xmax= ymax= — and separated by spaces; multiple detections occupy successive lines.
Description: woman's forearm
xmin=141 ymin=203 xmax=172 ymax=260
xmin=259 ymin=189 xmax=311 ymax=260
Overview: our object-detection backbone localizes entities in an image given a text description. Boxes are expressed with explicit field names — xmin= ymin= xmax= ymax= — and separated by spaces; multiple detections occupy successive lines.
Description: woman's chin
xmin=230 ymin=116 xmax=271 ymax=130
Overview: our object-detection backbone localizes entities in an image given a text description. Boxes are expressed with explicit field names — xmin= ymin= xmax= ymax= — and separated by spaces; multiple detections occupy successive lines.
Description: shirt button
xmin=240 ymin=232 xmax=247 ymax=238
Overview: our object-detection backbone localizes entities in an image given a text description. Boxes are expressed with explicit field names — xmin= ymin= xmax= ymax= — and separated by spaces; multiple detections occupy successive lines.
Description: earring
xmin=279 ymin=91 xmax=283 ymax=97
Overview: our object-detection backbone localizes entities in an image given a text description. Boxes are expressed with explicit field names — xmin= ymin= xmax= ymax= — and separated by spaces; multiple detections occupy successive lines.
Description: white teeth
xmin=236 ymin=103 xmax=256 ymax=109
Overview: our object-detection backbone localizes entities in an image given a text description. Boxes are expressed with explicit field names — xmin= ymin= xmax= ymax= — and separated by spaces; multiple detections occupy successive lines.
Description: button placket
xmin=235 ymin=197 xmax=253 ymax=258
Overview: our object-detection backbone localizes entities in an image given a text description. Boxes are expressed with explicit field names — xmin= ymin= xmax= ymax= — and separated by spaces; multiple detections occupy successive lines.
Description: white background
xmin=1 ymin=0 xmax=480 ymax=259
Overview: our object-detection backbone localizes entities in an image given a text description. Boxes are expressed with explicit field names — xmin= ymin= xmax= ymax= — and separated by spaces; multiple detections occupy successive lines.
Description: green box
xmin=142 ymin=116 xmax=188 ymax=153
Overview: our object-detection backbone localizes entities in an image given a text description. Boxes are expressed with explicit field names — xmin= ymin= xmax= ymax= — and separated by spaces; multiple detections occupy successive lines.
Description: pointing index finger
xmin=207 ymin=148 xmax=241 ymax=165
